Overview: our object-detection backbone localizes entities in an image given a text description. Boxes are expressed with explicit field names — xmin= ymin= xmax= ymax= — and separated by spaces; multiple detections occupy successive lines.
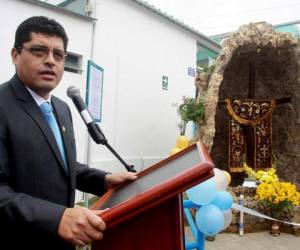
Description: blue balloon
xmin=195 ymin=204 xmax=224 ymax=236
xmin=186 ymin=178 xmax=217 ymax=205
xmin=211 ymin=191 xmax=233 ymax=211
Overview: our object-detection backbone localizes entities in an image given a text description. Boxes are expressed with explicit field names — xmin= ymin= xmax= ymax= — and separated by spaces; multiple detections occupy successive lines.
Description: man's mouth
xmin=39 ymin=70 xmax=56 ymax=80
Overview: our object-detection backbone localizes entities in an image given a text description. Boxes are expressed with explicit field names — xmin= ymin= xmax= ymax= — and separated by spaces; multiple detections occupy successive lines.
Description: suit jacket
xmin=0 ymin=75 xmax=108 ymax=250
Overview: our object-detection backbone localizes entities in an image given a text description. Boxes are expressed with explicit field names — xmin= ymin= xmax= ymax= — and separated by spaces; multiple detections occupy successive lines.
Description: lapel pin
xmin=62 ymin=126 xmax=66 ymax=132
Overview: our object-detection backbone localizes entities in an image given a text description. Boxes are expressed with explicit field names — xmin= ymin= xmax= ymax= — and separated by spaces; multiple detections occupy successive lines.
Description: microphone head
xmin=67 ymin=86 xmax=81 ymax=99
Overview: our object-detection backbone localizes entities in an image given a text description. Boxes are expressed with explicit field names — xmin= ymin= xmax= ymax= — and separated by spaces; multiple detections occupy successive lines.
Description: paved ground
xmin=185 ymin=228 xmax=300 ymax=250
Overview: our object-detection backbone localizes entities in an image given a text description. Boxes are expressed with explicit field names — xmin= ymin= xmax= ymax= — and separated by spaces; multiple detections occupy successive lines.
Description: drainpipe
xmin=84 ymin=0 xmax=97 ymax=207
xmin=85 ymin=0 xmax=93 ymax=17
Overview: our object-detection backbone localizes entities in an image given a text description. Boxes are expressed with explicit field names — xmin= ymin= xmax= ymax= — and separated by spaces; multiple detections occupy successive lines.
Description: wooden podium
xmin=91 ymin=142 xmax=214 ymax=250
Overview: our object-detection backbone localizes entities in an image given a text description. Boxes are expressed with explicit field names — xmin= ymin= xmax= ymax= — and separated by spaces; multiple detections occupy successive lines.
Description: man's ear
xmin=11 ymin=48 xmax=18 ymax=65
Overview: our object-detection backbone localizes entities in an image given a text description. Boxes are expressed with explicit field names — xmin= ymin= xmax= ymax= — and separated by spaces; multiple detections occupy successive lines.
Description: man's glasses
xmin=18 ymin=45 xmax=67 ymax=62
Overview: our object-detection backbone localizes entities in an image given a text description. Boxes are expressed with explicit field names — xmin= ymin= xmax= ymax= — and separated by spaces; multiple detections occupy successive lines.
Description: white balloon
xmin=223 ymin=209 xmax=233 ymax=229
xmin=213 ymin=168 xmax=228 ymax=191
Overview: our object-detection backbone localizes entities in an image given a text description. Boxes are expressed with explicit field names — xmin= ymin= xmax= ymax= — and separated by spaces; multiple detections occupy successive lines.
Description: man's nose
xmin=43 ymin=51 xmax=56 ymax=65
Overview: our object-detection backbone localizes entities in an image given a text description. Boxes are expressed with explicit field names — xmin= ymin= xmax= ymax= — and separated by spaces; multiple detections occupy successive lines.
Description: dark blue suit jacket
xmin=0 ymin=75 xmax=108 ymax=250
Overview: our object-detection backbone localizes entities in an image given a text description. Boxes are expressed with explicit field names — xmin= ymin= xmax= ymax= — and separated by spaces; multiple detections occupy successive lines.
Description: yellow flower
xmin=243 ymin=163 xmax=278 ymax=183
xmin=256 ymin=181 xmax=300 ymax=209
xmin=244 ymin=163 xmax=300 ymax=210
xmin=243 ymin=163 xmax=256 ymax=180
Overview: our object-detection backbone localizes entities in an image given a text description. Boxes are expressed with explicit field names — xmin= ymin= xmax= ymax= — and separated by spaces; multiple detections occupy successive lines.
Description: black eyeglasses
xmin=18 ymin=45 xmax=67 ymax=62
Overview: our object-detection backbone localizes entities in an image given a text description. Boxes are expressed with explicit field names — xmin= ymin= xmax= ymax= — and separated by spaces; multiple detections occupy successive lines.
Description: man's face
xmin=11 ymin=32 xmax=65 ymax=99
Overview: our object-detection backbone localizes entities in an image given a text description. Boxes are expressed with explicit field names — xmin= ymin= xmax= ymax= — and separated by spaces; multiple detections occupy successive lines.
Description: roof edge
xmin=131 ymin=0 xmax=221 ymax=53
xmin=58 ymin=0 xmax=78 ymax=7
xmin=274 ymin=20 xmax=300 ymax=28
xmin=19 ymin=0 xmax=97 ymax=21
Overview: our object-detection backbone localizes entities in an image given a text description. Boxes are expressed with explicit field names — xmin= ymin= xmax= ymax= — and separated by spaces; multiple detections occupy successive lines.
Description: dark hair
xmin=14 ymin=16 xmax=68 ymax=52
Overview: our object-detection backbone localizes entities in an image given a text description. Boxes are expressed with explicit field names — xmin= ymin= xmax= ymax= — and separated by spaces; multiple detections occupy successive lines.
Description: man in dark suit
xmin=0 ymin=16 xmax=137 ymax=250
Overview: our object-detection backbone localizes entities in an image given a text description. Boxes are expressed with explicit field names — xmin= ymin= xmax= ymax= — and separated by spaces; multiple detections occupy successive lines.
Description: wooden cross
xmin=219 ymin=55 xmax=291 ymax=170
xmin=244 ymin=60 xmax=290 ymax=168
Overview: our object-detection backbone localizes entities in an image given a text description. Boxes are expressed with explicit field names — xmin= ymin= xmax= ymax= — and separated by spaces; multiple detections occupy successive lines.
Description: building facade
xmin=0 ymin=0 xmax=220 ymax=200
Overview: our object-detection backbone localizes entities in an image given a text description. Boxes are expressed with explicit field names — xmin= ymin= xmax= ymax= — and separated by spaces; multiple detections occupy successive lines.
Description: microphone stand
xmin=93 ymin=124 xmax=136 ymax=172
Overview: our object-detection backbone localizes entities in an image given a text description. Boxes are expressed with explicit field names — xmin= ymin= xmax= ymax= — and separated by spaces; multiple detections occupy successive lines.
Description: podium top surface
xmin=91 ymin=142 xmax=214 ymax=227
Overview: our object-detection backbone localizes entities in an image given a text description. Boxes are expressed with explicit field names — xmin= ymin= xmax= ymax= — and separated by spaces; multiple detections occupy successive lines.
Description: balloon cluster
xmin=186 ymin=168 xmax=233 ymax=236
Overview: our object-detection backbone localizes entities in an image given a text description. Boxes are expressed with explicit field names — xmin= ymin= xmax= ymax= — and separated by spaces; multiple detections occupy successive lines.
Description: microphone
xmin=67 ymin=86 xmax=107 ymax=145
xmin=67 ymin=86 xmax=136 ymax=172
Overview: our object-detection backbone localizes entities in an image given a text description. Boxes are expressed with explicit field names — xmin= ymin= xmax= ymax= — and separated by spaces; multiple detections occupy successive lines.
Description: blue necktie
xmin=40 ymin=102 xmax=68 ymax=170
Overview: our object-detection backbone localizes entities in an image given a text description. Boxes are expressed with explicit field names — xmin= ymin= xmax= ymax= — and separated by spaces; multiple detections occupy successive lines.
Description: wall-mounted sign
xmin=162 ymin=75 xmax=168 ymax=90
xmin=86 ymin=60 xmax=104 ymax=122
xmin=188 ymin=67 xmax=195 ymax=77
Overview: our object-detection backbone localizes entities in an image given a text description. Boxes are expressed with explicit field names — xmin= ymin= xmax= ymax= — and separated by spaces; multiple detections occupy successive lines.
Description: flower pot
xmin=270 ymin=221 xmax=280 ymax=236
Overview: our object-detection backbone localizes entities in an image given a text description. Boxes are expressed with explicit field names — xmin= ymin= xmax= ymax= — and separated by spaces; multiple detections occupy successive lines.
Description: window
xmin=65 ymin=52 xmax=83 ymax=74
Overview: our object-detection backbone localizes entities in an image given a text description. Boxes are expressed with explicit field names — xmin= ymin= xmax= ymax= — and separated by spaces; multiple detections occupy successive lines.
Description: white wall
xmin=91 ymin=0 xmax=197 ymax=172
xmin=0 ymin=0 xmax=198 ymax=195
xmin=0 ymin=0 xmax=94 ymax=201
xmin=0 ymin=0 xmax=94 ymax=164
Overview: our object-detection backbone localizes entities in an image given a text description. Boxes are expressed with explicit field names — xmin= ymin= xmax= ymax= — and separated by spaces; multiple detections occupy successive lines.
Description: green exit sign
xmin=162 ymin=75 xmax=168 ymax=90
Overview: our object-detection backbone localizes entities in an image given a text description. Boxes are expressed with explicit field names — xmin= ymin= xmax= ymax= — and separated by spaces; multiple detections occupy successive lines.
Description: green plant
xmin=174 ymin=96 xmax=204 ymax=135
xmin=199 ymin=64 xmax=215 ymax=74
xmin=75 ymin=195 xmax=99 ymax=208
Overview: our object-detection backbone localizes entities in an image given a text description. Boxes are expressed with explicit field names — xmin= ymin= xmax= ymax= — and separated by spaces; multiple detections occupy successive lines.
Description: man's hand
xmin=58 ymin=207 xmax=107 ymax=247
xmin=105 ymin=172 xmax=137 ymax=188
